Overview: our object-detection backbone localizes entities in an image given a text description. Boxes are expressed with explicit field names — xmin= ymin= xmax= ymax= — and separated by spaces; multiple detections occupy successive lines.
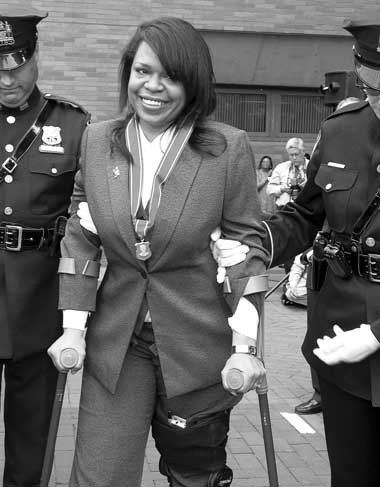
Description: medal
xmin=126 ymin=115 xmax=194 ymax=263
xmin=135 ymin=240 xmax=152 ymax=261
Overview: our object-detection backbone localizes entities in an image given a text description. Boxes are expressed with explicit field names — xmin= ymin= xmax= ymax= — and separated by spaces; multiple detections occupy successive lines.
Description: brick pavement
xmin=0 ymin=268 xmax=330 ymax=486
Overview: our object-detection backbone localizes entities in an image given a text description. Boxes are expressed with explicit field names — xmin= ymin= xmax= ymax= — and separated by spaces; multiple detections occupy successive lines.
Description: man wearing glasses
xmin=212 ymin=20 xmax=380 ymax=487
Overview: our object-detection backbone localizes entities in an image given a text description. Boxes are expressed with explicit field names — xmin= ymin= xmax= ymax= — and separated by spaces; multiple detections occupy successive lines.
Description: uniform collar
xmin=0 ymin=85 xmax=42 ymax=114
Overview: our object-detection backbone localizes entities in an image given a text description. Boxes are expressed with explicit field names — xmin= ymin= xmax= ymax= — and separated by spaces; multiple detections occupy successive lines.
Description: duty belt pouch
xmin=310 ymin=229 xmax=329 ymax=291
xmin=50 ymin=215 xmax=67 ymax=256
xmin=308 ymin=257 xmax=327 ymax=291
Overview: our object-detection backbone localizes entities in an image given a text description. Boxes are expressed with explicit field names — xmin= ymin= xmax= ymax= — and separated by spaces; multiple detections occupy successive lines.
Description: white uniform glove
xmin=77 ymin=202 xmax=98 ymax=235
xmin=313 ymin=324 xmax=380 ymax=365
xmin=210 ymin=227 xmax=249 ymax=283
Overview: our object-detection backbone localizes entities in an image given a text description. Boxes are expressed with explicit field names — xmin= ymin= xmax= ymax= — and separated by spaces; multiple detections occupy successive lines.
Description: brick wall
xmin=2 ymin=0 xmax=377 ymax=123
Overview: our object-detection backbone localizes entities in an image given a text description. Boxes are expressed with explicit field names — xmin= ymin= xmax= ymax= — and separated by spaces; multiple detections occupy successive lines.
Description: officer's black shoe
xmin=294 ymin=397 xmax=322 ymax=415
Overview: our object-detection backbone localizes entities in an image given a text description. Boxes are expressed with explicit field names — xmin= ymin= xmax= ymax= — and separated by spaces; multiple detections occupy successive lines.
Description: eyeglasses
xmin=356 ymin=83 xmax=380 ymax=96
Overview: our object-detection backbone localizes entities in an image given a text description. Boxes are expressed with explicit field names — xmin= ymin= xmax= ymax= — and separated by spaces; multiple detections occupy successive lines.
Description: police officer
xmin=0 ymin=6 xmax=89 ymax=486
xmin=213 ymin=19 xmax=380 ymax=487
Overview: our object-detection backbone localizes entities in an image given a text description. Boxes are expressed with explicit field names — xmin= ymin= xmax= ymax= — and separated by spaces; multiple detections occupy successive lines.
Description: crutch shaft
xmin=40 ymin=348 xmax=79 ymax=487
xmin=40 ymin=372 xmax=68 ymax=487
xmin=258 ymin=393 xmax=279 ymax=487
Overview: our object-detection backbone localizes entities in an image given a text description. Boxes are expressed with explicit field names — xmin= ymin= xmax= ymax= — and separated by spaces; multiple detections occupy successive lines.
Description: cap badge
xmin=39 ymin=126 xmax=65 ymax=154
xmin=377 ymin=35 xmax=380 ymax=53
xmin=0 ymin=21 xmax=15 ymax=47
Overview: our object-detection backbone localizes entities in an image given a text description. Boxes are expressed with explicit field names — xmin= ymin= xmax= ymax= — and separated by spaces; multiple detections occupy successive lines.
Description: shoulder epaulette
xmin=326 ymin=100 xmax=368 ymax=121
xmin=43 ymin=93 xmax=89 ymax=115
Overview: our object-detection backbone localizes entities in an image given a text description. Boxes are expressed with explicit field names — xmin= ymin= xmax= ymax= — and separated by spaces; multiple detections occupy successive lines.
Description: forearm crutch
xmin=40 ymin=348 xmax=79 ymax=487
xmin=227 ymin=278 xmax=280 ymax=487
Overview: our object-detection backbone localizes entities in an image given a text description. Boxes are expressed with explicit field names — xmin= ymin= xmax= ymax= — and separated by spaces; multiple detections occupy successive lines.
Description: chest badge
xmin=39 ymin=126 xmax=65 ymax=154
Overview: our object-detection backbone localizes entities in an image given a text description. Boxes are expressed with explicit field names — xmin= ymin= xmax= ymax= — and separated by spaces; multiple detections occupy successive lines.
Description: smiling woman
xmin=48 ymin=16 xmax=268 ymax=487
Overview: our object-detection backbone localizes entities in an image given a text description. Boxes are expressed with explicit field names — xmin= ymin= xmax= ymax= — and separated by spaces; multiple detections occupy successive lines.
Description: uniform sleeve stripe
xmin=262 ymin=220 xmax=274 ymax=268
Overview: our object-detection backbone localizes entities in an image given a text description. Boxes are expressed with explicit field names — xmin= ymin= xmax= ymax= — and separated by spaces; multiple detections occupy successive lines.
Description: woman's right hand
xmin=48 ymin=328 xmax=86 ymax=373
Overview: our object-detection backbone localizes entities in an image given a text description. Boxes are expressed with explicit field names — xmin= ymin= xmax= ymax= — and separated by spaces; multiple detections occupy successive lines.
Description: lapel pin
xmin=113 ymin=166 xmax=120 ymax=178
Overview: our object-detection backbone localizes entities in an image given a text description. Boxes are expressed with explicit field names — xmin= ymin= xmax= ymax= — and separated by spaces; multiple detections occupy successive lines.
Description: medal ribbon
xmin=126 ymin=115 xmax=194 ymax=242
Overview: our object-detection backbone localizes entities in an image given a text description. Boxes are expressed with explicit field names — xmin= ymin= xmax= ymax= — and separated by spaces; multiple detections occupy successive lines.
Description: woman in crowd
xmin=48 ymin=17 xmax=268 ymax=487
xmin=256 ymin=155 xmax=276 ymax=219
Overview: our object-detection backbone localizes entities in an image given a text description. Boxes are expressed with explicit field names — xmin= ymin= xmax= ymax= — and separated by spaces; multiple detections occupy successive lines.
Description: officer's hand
xmin=210 ymin=227 xmax=249 ymax=283
xmin=221 ymin=353 xmax=265 ymax=396
xmin=48 ymin=328 xmax=86 ymax=374
xmin=313 ymin=324 xmax=380 ymax=365
xmin=280 ymin=185 xmax=291 ymax=194
xmin=77 ymin=202 xmax=98 ymax=235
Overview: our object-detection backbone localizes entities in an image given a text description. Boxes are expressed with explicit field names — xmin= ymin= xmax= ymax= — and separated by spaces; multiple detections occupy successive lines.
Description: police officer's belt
xmin=345 ymin=186 xmax=380 ymax=283
xmin=0 ymin=223 xmax=54 ymax=251
xmin=344 ymin=250 xmax=380 ymax=283
xmin=0 ymin=100 xmax=54 ymax=183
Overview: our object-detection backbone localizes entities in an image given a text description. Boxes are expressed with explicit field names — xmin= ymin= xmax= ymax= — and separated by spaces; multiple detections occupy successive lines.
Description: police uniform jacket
xmin=58 ymin=119 xmax=268 ymax=398
xmin=0 ymin=87 xmax=89 ymax=359
xmin=263 ymin=100 xmax=380 ymax=405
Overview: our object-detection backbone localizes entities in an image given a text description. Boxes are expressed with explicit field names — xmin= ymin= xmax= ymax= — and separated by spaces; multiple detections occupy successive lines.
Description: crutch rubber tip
xmin=226 ymin=368 xmax=244 ymax=391
xmin=60 ymin=348 xmax=79 ymax=369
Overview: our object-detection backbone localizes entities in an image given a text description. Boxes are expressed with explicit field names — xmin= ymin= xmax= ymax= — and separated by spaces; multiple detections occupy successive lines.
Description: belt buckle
xmin=5 ymin=225 xmax=22 ymax=251
xmin=2 ymin=157 xmax=17 ymax=174
xmin=367 ymin=254 xmax=380 ymax=283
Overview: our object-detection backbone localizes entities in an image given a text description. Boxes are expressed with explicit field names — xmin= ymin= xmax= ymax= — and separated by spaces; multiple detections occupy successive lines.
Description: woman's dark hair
xmin=258 ymin=155 xmax=273 ymax=170
xmin=111 ymin=17 xmax=226 ymax=157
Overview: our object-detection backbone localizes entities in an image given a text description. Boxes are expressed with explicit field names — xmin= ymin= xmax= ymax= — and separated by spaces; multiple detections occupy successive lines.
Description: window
xmin=280 ymin=94 xmax=332 ymax=134
xmin=214 ymin=92 xmax=266 ymax=132
xmin=214 ymin=87 xmax=334 ymax=139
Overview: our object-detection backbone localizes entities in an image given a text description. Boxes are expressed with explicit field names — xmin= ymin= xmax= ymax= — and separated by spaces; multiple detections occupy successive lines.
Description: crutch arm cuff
xmin=58 ymin=257 xmax=76 ymax=275
xmin=224 ymin=274 xmax=268 ymax=295
xmin=242 ymin=274 xmax=269 ymax=296
xmin=82 ymin=260 xmax=100 ymax=277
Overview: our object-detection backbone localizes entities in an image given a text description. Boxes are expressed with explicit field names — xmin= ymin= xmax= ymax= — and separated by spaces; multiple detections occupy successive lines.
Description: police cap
xmin=0 ymin=5 xmax=47 ymax=71
xmin=343 ymin=19 xmax=380 ymax=91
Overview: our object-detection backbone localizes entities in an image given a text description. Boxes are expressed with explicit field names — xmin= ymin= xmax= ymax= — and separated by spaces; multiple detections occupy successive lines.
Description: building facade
xmin=7 ymin=0 xmax=380 ymax=162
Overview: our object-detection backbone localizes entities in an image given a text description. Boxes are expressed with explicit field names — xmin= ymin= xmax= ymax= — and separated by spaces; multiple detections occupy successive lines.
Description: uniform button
xmin=6 ymin=116 xmax=15 ymax=124
xmin=51 ymin=167 xmax=58 ymax=174
xmin=140 ymin=270 xmax=147 ymax=279
xmin=366 ymin=237 xmax=376 ymax=247
xmin=377 ymin=165 xmax=380 ymax=173
xmin=325 ymin=183 xmax=332 ymax=190
xmin=5 ymin=144 xmax=14 ymax=153
xmin=4 ymin=175 xmax=13 ymax=184
xmin=4 ymin=206 xmax=13 ymax=215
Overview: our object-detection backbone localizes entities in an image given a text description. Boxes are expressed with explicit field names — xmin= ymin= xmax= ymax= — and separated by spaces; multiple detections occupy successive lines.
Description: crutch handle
xmin=60 ymin=348 xmax=79 ymax=369
xmin=226 ymin=368 xmax=244 ymax=391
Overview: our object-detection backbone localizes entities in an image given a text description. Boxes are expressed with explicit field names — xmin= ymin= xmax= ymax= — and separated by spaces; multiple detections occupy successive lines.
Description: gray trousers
xmin=70 ymin=323 xmax=240 ymax=487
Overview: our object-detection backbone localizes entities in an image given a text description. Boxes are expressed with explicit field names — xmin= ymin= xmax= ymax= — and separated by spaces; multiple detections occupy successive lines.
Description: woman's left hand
xmin=221 ymin=353 xmax=266 ymax=395
xmin=313 ymin=324 xmax=380 ymax=365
